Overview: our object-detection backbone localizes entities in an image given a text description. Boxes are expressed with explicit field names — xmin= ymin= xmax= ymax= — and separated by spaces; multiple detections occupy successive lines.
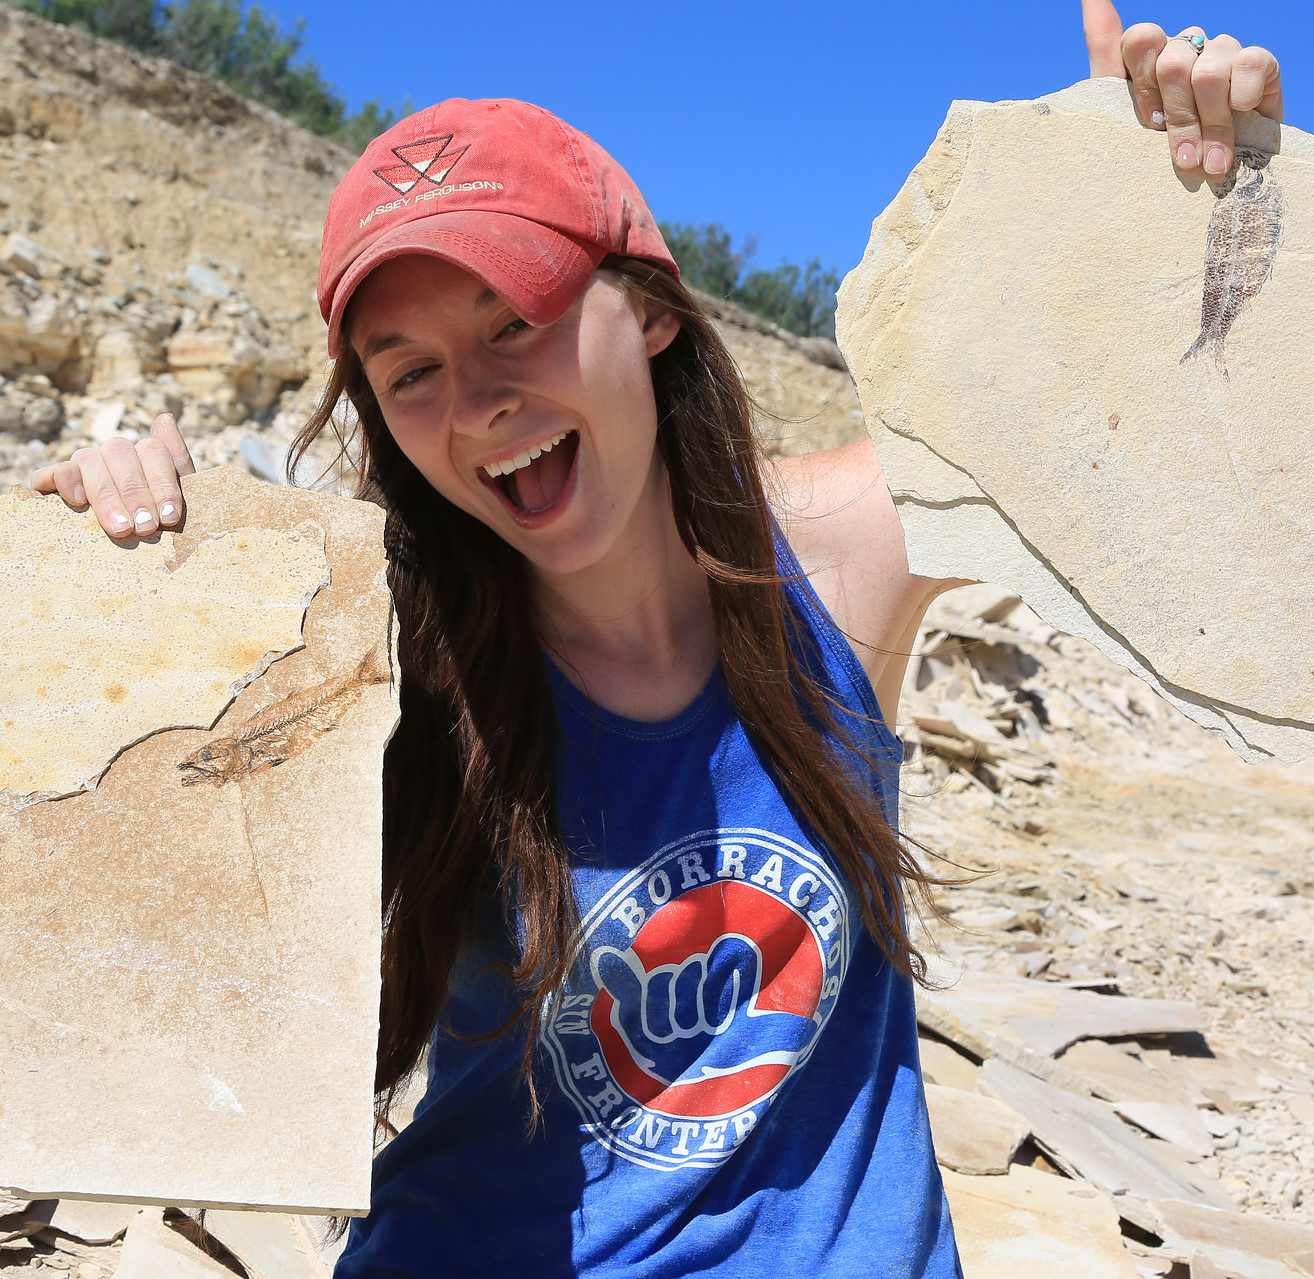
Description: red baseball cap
xmin=317 ymin=98 xmax=678 ymax=358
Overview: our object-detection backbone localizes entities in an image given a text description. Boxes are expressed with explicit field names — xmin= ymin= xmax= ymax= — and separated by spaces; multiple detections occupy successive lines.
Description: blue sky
xmin=269 ymin=1 xmax=1306 ymax=279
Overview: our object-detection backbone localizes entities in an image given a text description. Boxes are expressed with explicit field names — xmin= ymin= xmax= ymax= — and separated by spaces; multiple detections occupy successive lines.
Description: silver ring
xmin=1172 ymin=32 xmax=1207 ymax=56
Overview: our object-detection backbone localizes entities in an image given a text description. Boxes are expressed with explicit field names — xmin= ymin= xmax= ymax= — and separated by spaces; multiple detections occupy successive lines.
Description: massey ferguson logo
xmin=358 ymin=135 xmax=503 ymax=230
xmin=374 ymin=135 xmax=469 ymax=195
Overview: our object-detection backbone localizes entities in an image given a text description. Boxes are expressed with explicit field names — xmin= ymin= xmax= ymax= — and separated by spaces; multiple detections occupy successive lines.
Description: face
xmin=350 ymin=255 xmax=680 ymax=582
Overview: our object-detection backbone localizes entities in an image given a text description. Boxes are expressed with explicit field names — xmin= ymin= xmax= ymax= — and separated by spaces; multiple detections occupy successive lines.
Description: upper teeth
xmin=483 ymin=432 xmax=568 ymax=478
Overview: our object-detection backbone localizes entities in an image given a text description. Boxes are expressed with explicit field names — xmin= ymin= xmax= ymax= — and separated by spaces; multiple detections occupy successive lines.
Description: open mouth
xmin=480 ymin=430 xmax=579 ymax=515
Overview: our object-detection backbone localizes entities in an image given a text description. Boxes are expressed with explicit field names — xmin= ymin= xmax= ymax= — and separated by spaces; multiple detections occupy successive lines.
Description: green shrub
xmin=659 ymin=220 xmax=838 ymax=340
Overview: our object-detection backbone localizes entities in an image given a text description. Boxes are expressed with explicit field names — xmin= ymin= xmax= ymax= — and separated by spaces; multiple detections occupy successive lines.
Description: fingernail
xmin=1205 ymin=146 xmax=1227 ymax=175
xmin=133 ymin=508 xmax=156 ymax=532
xmin=1150 ymin=109 xmax=1166 ymax=127
xmin=159 ymin=501 xmax=178 ymax=522
xmin=109 ymin=509 xmax=131 ymax=531
xmin=1177 ymin=141 xmax=1198 ymax=168
xmin=71 ymin=483 xmax=86 ymax=505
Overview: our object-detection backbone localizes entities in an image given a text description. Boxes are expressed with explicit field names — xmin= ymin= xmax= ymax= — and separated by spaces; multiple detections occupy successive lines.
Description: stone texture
xmin=941 ymin=1164 xmax=1140 ymax=1278
xmin=47 ymin=1198 xmax=141 ymax=1243
xmin=918 ymin=1035 xmax=983 ymax=1092
xmin=115 ymin=1208 xmax=236 ymax=1278
xmin=0 ymin=466 xmax=395 ymax=1213
xmin=1113 ymin=1100 xmax=1216 ymax=1159
xmin=0 ymin=485 xmax=328 ymax=808
xmin=1059 ymin=1041 xmax=1198 ymax=1109
xmin=1151 ymin=1201 xmax=1314 ymax=1275
xmin=924 ymin=1083 xmax=1028 ymax=1175
xmin=202 ymin=1209 xmax=338 ymax=1278
xmin=836 ymin=77 xmax=1314 ymax=763
xmin=920 ymin=966 xmax=1203 ymax=1056
xmin=979 ymin=1060 xmax=1234 ymax=1230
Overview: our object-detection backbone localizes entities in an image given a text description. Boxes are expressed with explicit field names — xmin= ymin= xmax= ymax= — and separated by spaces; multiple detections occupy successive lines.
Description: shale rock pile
xmin=902 ymin=588 xmax=1314 ymax=1277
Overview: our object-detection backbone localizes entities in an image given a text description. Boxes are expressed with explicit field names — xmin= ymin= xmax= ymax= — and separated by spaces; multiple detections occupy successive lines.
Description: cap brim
xmin=325 ymin=210 xmax=608 ymax=357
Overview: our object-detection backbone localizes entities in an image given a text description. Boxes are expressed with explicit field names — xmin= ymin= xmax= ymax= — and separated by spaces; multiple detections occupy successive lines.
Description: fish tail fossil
xmin=178 ymin=644 xmax=391 ymax=786
xmin=1179 ymin=330 xmax=1215 ymax=366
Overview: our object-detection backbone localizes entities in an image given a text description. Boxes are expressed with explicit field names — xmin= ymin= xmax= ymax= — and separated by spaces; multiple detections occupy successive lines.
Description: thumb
xmin=593 ymin=946 xmax=646 ymax=1009
xmin=1083 ymin=0 xmax=1126 ymax=78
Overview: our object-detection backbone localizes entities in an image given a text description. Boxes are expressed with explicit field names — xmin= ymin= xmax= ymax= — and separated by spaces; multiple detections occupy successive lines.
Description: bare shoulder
xmin=770 ymin=438 xmax=895 ymax=566
xmin=767 ymin=439 xmax=965 ymax=722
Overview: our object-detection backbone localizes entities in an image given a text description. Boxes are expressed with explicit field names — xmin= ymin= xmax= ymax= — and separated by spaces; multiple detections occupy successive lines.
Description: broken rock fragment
xmin=919 ymin=966 xmax=1202 ymax=1057
xmin=941 ymin=1164 xmax=1140 ymax=1278
xmin=978 ymin=1059 xmax=1235 ymax=1231
xmin=924 ymin=1083 xmax=1029 ymax=1175
xmin=836 ymin=78 xmax=1314 ymax=763
xmin=0 ymin=466 xmax=396 ymax=1214
xmin=0 ymin=483 xmax=329 ymax=807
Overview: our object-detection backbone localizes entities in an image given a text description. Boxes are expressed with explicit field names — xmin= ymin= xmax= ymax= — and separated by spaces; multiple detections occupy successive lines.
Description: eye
xmin=388 ymin=364 xmax=437 ymax=395
xmin=497 ymin=316 xmax=531 ymax=340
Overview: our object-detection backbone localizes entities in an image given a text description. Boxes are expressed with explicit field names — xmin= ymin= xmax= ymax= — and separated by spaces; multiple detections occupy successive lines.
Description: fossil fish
xmin=178 ymin=646 xmax=390 ymax=786
xmin=1181 ymin=149 xmax=1284 ymax=377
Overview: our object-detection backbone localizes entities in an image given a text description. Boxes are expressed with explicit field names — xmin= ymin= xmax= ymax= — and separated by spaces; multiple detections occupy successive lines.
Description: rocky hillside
xmin=0 ymin=4 xmax=862 ymax=492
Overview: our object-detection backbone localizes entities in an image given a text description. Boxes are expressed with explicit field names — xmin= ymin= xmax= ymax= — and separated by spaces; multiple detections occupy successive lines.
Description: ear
xmin=641 ymin=302 xmax=680 ymax=358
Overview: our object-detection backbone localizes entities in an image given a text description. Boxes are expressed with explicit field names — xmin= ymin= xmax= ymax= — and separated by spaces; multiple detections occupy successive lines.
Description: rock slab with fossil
xmin=0 ymin=467 xmax=397 ymax=1213
xmin=836 ymin=78 xmax=1313 ymax=763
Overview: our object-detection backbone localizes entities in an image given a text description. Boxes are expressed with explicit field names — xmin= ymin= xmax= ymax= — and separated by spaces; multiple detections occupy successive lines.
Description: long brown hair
xmin=291 ymin=256 xmax=947 ymax=1118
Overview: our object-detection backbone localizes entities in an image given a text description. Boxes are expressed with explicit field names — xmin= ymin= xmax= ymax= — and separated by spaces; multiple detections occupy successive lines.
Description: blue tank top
xmin=336 ymin=542 xmax=962 ymax=1278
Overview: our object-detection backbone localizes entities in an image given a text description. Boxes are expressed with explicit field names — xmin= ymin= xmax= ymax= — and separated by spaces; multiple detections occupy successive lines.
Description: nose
xmin=447 ymin=350 xmax=521 ymax=438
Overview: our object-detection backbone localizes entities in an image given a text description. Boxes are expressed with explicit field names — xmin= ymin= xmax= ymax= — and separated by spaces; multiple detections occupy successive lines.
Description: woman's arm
xmin=769 ymin=441 xmax=967 ymax=729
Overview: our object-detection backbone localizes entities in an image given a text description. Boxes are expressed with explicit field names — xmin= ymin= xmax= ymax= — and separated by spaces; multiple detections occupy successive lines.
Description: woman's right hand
xmin=30 ymin=412 xmax=196 ymax=537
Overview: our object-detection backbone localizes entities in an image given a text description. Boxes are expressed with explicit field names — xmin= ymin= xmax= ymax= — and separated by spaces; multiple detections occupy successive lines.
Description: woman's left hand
xmin=1082 ymin=0 xmax=1282 ymax=177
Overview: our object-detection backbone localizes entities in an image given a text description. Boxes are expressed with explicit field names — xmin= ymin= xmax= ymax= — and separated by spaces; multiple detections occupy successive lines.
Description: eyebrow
xmin=359 ymin=332 xmax=411 ymax=361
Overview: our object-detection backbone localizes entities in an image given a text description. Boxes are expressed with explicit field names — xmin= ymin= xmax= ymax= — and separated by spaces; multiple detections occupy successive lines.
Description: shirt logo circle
xmin=545 ymin=828 xmax=850 ymax=1171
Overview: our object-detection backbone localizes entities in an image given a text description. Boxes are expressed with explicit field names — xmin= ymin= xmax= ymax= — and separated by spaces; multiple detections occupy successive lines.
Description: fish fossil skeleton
xmin=1181 ymin=149 xmax=1284 ymax=376
xmin=178 ymin=647 xmax=390 ymax=785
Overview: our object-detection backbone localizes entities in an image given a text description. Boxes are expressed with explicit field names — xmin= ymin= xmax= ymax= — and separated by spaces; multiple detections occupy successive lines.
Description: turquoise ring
xmin=1174 ymin=32 xmax=1207 ymax=55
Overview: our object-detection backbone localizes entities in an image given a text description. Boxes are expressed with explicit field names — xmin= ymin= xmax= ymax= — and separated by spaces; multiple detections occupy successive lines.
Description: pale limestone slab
xmin=1059 ymin=1040 xmax=1198 ymax=1109
xmin=48 ymin=1197 xmax=142 ymax=1243
xmin=0 ymin=467 xmax=395 ymax=1214
xmin=0 ymin=485 xmax=328 ymax=807
xmin=1113 ymin=1100 xmax=1215 ymax=1159
xmin=918 ymin=1034 xmax=983 ymax=1092
xmin=1151 ymin=1200 xmax=1314 ymax=1279
xmin=925 ymin=1083 xmax=1028 ymax=1175
xmin=837 ymin=78 xmax=1314 ymax=763
xmin=203 ymin=1209 xmax=337 ymax=1279
xmin=1144 ymin=1049 xmax=1271 ymax=1107
xmin=941 ymin=1164 xmax=1139 ymax=1279
xmin=979 ymin=1060 xmax=1234 ymax=1231
xmin=920 ymin=967 xmax=1202 ymax=1056
xmin=116 ymin=1207 xmax=237 ymax=1277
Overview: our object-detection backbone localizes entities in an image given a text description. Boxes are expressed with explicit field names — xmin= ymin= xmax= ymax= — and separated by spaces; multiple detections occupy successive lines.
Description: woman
xmin=33 ymin=4 xmax=1282 ymax=1274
